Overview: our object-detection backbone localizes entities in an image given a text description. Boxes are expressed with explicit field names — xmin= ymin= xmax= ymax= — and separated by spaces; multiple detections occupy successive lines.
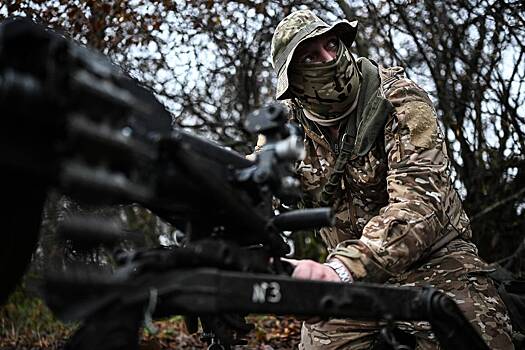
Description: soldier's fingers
xmin=292 ymin=263 xmax=313 ymax=279
xmin=292 ymin=260 xmax=340 ymax=281
xmin=309 ymin=267 xmax=326 ymax=280
xmin=322 ymin=268 xmax=342 ymax=282
xmin=310 ymin=265 xmax=340 ymax=282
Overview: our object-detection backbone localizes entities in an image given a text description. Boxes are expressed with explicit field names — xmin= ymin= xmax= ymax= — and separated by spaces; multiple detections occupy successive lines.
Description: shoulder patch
xmin=398 ymin=101 xmax=438 ymax=149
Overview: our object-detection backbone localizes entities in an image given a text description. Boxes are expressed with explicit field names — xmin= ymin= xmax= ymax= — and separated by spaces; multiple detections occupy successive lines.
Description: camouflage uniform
xmin=271 ymin=10 xmax=514 ymax=350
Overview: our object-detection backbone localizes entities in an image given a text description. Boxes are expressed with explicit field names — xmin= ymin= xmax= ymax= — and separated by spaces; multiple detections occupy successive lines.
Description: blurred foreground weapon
xmin=0 ymin=19 xmax=489 ymax=350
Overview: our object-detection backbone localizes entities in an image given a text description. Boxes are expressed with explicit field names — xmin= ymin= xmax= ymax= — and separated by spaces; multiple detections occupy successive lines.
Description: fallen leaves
xmin=140 ymin=315 xmax=302 ymax=349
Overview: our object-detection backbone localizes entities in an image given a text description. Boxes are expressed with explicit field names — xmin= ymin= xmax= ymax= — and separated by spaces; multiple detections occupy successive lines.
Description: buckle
xmin=340 ymin=133 xmax=355 ymax=154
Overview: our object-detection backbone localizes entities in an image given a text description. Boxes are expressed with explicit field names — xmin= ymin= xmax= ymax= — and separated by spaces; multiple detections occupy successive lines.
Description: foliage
xmin=0 ymin=283 xmax=75 ymax=349
xmin=0 ymin=0 xmax=343 ymax=150
xmin=292 ymin=230 xmax=328 ymax=261
xmin=348 ymin=0 xmax=525 ymax=269
xmin=140 ymin=315 xmax=301 ymax=350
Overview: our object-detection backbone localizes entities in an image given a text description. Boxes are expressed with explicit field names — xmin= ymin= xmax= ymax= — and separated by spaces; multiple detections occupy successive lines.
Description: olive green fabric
xmin=350 ymin=58 xmax=394 ymax=157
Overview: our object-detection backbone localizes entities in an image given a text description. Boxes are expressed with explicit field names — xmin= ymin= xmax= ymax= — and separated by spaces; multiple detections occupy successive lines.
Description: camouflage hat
xmin=271 ymin=10 xmax=358 ymax=100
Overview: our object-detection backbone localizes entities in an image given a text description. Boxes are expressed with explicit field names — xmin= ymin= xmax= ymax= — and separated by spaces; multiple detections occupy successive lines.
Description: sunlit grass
xmin=0 ymin=284 xmax=76 ymax=349
xmin=1 ymin=285 xmax=301 ymax=349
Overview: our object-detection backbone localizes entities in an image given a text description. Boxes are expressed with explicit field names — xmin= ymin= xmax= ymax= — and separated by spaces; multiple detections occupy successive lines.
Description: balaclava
xmin=288 ymin=40 xmax=361 ymax=126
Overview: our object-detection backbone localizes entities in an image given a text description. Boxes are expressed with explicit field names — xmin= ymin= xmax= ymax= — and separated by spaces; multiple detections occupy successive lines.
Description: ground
xmin=0 ymin=286 xmax=302 ymax=350
xmin=141 ymin=316 xmax=302 ymax=350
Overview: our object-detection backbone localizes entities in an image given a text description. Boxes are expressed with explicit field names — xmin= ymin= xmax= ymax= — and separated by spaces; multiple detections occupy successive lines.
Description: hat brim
xmin=275 ymin=20 xmax=358 ymax=100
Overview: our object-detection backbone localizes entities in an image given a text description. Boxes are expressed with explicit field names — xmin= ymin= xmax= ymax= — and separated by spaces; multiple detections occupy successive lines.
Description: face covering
xmin=289 ymin=40 xmax=361 ymax=126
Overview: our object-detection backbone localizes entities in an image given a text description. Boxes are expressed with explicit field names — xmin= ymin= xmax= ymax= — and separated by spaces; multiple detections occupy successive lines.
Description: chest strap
xmin=318 ymin=60 xmax=395 ymax=207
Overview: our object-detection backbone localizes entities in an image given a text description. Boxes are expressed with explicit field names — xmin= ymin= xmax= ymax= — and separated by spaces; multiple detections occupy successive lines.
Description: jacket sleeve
xmin=329 ymin=79 xmax=462 ymax=282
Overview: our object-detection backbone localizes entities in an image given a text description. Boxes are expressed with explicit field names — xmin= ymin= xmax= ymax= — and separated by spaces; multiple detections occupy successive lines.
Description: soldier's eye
xmin=326 ymin=38 xmax=338 ymax=51
xmin=303 ymin=55 xmax=314 ymax=64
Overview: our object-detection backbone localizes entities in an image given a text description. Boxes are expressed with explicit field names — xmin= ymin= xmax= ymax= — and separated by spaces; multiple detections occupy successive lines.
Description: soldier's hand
xmin=281 ymin=258 xmax=341 ymax=324
xmin=282 ymin=258 xmax=341 ymax=282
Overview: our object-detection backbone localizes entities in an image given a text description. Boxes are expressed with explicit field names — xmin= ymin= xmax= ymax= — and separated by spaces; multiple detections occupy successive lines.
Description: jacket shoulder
xmin=379 ymin=66 xmax=438 ymax=149
xmin=379 ymin=66 xmax=433 ymax=107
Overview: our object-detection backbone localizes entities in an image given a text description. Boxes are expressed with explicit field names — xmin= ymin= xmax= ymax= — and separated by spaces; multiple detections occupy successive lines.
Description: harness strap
xmin=318 ymin=62 xmax=397 ymax=207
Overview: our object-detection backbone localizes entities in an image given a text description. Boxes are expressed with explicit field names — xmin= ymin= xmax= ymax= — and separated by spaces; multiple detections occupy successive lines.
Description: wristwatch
xmin=324 ymin=258 xmax=353 ymax=283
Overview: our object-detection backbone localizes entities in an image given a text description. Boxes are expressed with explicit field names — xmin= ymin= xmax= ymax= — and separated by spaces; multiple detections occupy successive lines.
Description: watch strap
xmin=324 ymin=258 xmax=353 ymax=283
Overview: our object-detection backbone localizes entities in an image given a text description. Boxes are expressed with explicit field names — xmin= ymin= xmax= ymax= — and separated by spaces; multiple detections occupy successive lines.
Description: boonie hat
xmin=271 ymin=10 xmax=358 ymax=100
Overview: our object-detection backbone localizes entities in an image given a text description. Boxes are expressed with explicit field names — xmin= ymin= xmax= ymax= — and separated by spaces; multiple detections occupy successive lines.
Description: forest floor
xmin=0 ymin=286 xmax=302 ymax=350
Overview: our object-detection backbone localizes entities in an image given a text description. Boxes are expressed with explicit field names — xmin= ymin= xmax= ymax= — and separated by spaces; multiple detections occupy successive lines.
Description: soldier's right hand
xmin=281 ymin=258 xmax=341 ymax=282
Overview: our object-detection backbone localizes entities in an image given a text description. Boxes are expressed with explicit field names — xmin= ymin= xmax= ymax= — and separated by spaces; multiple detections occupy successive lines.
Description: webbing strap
xmin=318 ymin=118 xmax=355 ymax=207
xmin=317 ymin=60 xmax=396 ymax=207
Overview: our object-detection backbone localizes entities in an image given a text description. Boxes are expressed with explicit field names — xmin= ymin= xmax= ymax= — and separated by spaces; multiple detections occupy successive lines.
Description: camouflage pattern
xmin=295 ymin=62 xmax=471 ymax=280
xmin=288 ymin=40 xmax=361 ymax=124
xmin=289 ymin=62 xmax=514 ymax=348
xmin=299 ymin=241 xmax=514 ymax=349
xmin=271 ymin=9 xmax=357 ymax=100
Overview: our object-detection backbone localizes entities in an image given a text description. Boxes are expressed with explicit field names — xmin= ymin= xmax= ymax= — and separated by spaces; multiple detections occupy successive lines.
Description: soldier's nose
xmin=319 ymin=48 xmax=336 ymax=63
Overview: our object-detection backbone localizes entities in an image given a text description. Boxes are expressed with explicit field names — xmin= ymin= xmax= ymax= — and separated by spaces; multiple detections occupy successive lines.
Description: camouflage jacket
xmin=291 ymin=58 xmax=473 ymax=283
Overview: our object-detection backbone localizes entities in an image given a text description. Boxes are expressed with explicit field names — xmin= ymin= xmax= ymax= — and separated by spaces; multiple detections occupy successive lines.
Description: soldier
xmin=270 ymin=9 xmax=514 ymax=350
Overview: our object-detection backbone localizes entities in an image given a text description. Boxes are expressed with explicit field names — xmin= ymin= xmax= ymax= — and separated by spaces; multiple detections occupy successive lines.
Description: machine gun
xmin=0 ymin=18 xmax=490 ymax=350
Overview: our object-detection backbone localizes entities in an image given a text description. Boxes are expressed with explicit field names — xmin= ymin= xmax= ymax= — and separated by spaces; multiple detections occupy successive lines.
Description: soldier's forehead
xmin=298 ymin=32 xmax=337 ymax=47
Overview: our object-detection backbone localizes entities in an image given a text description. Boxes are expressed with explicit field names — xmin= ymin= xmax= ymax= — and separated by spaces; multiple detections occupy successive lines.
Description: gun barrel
xmin=271 ymin=208 xmax=334 ymax=231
